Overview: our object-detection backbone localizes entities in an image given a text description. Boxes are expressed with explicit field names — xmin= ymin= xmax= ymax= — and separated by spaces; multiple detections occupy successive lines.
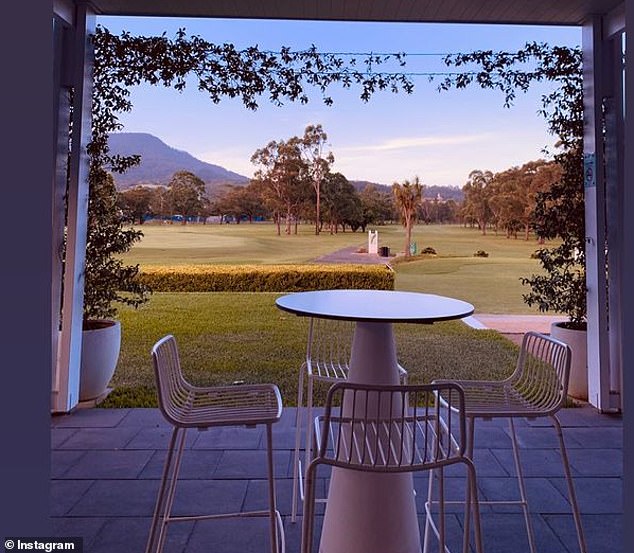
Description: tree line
xmin=116 ymin=125 xmax=561 ymax=245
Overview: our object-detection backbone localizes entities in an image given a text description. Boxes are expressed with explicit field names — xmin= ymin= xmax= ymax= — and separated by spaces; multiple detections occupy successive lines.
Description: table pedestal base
xmin=319 ymin=322 xmax=421 ymax=553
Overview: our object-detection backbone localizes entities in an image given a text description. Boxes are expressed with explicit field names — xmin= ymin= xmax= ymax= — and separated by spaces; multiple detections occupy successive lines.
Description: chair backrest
xmin=306 ymin=318 xmax=354 ymax=379
xmin=151 ymin=334 xmax=192 ymax=426
xmin=315 ymin=382 xmax=467 ymax=473
xmin=510 ymin=331 xmax=571 ymax=414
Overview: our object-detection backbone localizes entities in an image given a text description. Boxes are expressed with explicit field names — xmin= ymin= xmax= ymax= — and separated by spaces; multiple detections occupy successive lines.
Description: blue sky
xmin=98 ymin=16 xmax=581 ymax=187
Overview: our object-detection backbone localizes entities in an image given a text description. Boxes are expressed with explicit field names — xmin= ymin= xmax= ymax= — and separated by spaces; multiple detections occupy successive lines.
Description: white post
xmin=368 ymin=230 xmax=378 ymax=254
xmin=52 ymin=3 xmax=95 ymax=413
xmin=582 ymin=17 xmax=612 ymax=411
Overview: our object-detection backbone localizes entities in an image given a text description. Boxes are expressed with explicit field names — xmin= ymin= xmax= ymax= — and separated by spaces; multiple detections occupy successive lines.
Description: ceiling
xmin=85 ymin=0 xmax=623 ymax=26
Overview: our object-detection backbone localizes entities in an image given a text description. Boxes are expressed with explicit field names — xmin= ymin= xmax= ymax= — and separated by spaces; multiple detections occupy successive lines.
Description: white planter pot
xmin=550 ymin=321 xmax=587 ymax=401
xmin=80 ymin=319 xmax=121 ymax=401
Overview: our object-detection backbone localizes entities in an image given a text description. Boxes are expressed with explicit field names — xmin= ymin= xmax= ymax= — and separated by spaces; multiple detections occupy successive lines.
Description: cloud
xmin=338 ymin=133 xmax=492 ymax=153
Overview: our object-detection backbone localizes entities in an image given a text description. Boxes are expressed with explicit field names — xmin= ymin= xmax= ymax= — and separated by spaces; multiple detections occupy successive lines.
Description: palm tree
xmin=392 ymin=176 xmax=423 ymax=257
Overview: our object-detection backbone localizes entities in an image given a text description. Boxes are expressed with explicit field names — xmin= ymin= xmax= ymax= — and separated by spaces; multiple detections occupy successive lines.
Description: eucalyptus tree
xmin=117 ymin=185 xmax=155 ymax=224
xmin=321 ymin=172 xmax=362 ymax=233
xmin=359 ymin=184 xmax=395 ymax=229
xmin=392 ymin=176 xmax=423 ymax=257
xmin=461 ymin=169 xmax=494 ymax=235
xmin=300 ymin=124 xmax=334 ymax=235
xmin=166 ymin=171 xmax=208 ymax=223
xmin=251 ymin=138 xmax=309 ymax=235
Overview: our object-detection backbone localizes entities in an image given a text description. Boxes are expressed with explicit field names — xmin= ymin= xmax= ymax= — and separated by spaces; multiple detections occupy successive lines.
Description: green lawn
xmin=123 ymin=222 xmax=548 ymax=314
xmin=103 ymin=223 xmax=550 ymax=407
xmin=123 ymin=222 xmax=375 ymax=265
xmin=103 ymin=292 xmax=519 ymax=408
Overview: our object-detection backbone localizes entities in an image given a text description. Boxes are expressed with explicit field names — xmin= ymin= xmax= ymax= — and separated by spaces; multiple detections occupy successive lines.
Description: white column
xmin=623 ymin=0 xmax=633 ymax=547
xmin=582 ymin=17 xmax=612 ymax=411
xmin=52 ymin=3 xmax=95 ymax=413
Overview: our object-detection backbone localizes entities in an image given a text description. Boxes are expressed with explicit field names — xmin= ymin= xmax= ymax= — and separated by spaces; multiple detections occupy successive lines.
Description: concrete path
xmin=466 ymin=313 xmax=562 ymax=334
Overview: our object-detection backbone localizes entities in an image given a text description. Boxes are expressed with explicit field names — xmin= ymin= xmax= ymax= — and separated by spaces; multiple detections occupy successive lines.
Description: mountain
xmin=107 ymin=132 xmax=249 ymax=189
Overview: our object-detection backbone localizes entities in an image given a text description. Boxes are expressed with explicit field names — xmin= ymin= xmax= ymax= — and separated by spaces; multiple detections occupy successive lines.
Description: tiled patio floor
xmin=51 ymin=405 xmax=623 ymax=553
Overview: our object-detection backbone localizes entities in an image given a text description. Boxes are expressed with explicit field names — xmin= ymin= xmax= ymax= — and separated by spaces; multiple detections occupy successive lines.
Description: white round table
xmin=276 ymin=290 xmax=474 ymax=553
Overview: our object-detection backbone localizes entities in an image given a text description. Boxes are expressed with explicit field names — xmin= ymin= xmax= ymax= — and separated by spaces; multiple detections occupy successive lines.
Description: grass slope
xmin=103 ymin=292 xmax=518 ymax=407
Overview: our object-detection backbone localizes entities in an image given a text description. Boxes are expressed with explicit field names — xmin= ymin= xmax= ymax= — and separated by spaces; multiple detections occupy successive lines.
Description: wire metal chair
xmin=291 ymin=318 xmax=408 ymax=522
xmin=301 ymin=382 xmax=483 ymax=553
xmin=434 ymin=331 xmax=587 ymax=553
xmin=145 ymin=335 xmax=285 ymax=553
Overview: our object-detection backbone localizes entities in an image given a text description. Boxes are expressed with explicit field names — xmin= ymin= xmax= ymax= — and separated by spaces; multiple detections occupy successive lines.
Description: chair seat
xmin=164 ymin=383 xmax=282 ymax=428
xmin=439 ymin=379 xmax=546 ymax=418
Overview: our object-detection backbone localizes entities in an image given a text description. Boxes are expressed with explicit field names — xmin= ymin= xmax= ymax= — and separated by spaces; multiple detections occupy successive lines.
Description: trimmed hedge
xmin=138 ymin=264 xmax=394 ymax=292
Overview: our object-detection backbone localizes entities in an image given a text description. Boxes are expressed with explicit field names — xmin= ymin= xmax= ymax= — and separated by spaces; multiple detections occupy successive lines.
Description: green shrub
xmin=138 ymin=264 xmax=394 ymax=292
xmin=473 ymin=250 xmax=489 ymax=258
xmin=421 ymin=246 xmax=437 ymax=255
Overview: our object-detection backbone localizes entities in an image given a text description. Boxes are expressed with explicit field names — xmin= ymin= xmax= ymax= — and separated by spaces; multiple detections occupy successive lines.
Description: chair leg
xmin=550 ymin=415 xmax=587 ymax=553
xmin=461 ymin=418 xmax=475 ymax=550
xmin=146 ymin=426 xmax=187 ymax=553
xmin=265 ymin=423 xmax=280 ymax=553
xmin=302 ymin=377 xmax=315 ymax=506
xmin=508 ymin=417 xmax=537 ymax=553
xmin=462 ymin=457 xmax=483 ymax=553
xmin=292 ymin=367 xmax=306 ymax=523
xmin=301 ymin=461 xmax=318 ymax=553
xmin=423 ymin=466 xmax=451 ymax=553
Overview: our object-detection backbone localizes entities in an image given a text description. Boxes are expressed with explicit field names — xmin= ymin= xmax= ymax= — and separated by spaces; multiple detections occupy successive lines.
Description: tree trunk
xmin=315 ymin=183 xmax=321 ymax=235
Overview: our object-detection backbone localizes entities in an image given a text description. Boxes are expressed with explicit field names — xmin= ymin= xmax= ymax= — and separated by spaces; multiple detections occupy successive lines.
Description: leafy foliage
xmin=83 ymin=168 xmax=149 ymax=321
xmin=138 ymin=264 xmax=394 ymax=292
xmin=439 ymin=43 xmax=585 ymax=325
xmin=88 ymin=25 xmax=416 ymax=320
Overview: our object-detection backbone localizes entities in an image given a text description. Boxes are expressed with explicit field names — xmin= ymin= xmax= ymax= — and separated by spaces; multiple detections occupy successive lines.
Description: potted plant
xmin=79 ymin=163 xmax=150 ymax=401
xmin=521 ymin=82 xmax=587 ymax=399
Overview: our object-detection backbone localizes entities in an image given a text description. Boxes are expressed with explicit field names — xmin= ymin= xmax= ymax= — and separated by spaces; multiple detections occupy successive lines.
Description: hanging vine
xmin=436 ymin=42 xmax=586 ymax=326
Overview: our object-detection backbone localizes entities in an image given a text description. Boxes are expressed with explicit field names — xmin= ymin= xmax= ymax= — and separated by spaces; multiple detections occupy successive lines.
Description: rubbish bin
xmin=379 ymin=246 xmax=390 ymax=257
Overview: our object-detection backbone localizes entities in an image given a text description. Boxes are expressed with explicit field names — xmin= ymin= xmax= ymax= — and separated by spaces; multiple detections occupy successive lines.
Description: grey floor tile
xmin=68 ymin=480 xmax=161 ymax=517
xmin=51 ymin=428 xmax=78 ymax=448
xmin=50 ymin=480 xmax=94 ymax=516
xmin=269 ymin=427 xmax=299 ymax=450
xmin=545 ymin=513 xmax=623 ymax=553
xmin=526 ymin=407 xmax=622 ymax=428
xmin=185 ymin=516 xmax=279 ymax=553
xmin=477 ymin=477 xmax=572 ymax=513
xmin=51 ymin=408 xmax=130 ymax=428
xmin=567 ymin=448 xmax=623 ymax=477
xmin=490 ymin=448 xmax=574 ymax=477
xmin=471 ymin=424 xmax=514 ymax=449
xmin=243 ymin=478 xmax=297 ymax=516
xmin=214 ymin=450 xmax=290 ymax=479
xmin=118 ymin=408 xmax=170 ymax=427
xmin=50 ymin=516 xmax=107 ymax=549
xmin=415 ymin=476 xmax=471 ymax=514
xmin=63 ymin=449 xmax=155 ymax=479
xmin=51 ymin=450 xmax=87 ymax=478
xmin=58 ymin=427 xmax=140 ymax=450
xmin=90 ymin=516 xmax=193 ymax=553
xmin=446 ymin=449 xmax=509 ymax=477
xmin=504 ymin=426 xmax=563 ymax=448
xmin=564 ymin=427 xmax=623 ymax=449
xmin=192 ymin=427 xmax=264 ymax=450
xmin=138 ymin=449 xmax=223 ymax=479
xmin=549 ymin=477 xmax=623 ymax=514
xmin=477 ymin=512 xmax=568 ymax=553
xmin=170 ymin=479 xmax=248 ymax=517
xmin=125 ymin=426 xmax=198 ymax=450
